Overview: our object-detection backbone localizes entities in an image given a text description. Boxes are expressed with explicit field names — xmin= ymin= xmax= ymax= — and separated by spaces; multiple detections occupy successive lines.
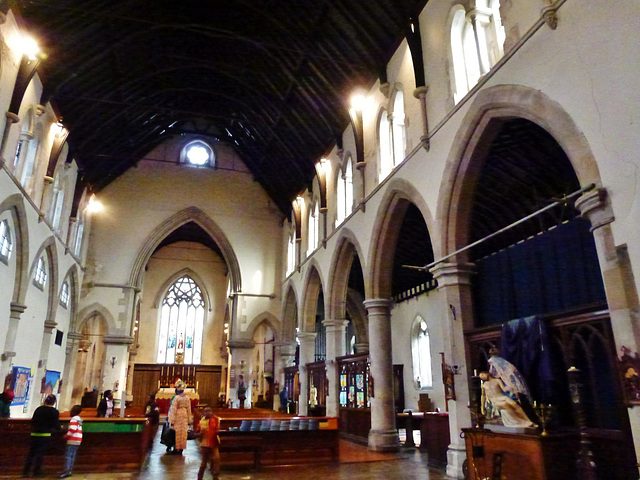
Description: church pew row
xmin=218 ymin=420 xmax=340 ymax=469
xmin=0 ymin=417 xmax=151 ymax=475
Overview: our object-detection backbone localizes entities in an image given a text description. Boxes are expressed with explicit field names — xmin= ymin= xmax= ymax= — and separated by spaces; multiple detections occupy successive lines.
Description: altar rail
xmin=0 ymin=416 xmax=151 ymax=475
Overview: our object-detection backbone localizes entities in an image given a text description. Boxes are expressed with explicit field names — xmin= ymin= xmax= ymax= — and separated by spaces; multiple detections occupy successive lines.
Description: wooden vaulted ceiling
xmin=11 ymin=0 xmax=428 ymax=214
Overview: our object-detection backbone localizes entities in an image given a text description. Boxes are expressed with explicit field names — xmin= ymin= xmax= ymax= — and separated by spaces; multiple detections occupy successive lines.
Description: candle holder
xmin=534 ymin=403 xmax=553 ymax=436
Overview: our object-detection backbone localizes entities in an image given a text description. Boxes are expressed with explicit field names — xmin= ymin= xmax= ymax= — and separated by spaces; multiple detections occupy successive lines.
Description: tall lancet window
xmin=157 ymin=276 xmax=205 ymax=364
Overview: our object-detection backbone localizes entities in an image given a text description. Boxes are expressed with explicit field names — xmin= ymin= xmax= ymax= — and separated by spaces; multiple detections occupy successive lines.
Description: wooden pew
xmin=0 ymin=416 xmax=151 ymax=475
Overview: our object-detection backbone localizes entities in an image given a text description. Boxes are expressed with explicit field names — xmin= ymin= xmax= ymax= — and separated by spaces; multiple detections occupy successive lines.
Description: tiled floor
xmin=6 ymin=430 xmax=449 ymax=480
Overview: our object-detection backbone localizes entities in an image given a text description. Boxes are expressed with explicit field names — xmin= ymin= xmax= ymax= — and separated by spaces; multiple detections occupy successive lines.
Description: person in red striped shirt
xmin=59 ymin=405 xmax=83 ymax=478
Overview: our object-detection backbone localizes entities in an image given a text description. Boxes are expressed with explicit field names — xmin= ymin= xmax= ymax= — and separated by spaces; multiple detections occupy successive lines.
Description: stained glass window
xmin=157 ymin=276 xmax=205 ymax=364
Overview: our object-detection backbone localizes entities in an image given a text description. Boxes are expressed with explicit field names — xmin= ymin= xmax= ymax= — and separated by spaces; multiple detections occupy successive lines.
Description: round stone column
xmin=0 ymin=303 xmax=27 ymax=381
xmin=363 ymin=298 xmax=399 ymax=452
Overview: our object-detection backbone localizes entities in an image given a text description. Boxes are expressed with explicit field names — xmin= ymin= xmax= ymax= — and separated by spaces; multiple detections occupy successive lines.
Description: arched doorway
xmin=71 ymin=313 xmax=109 ymax=405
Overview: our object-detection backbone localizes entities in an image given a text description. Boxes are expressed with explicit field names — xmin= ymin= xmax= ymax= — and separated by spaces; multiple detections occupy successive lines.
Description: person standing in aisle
xmin=168 ymin=380 xmax=191 ymax=455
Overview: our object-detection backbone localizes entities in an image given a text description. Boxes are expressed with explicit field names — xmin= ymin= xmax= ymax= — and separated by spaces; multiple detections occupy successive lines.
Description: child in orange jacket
xmin=196 ymin=407 xmax=220 ymax=480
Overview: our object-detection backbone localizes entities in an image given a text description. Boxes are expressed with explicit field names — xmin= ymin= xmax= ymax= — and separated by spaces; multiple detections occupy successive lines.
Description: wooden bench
xmin=217 ymin=417 xmax=339 ymax=468
xmin=0 ymin=417 xmax=151 ymax=475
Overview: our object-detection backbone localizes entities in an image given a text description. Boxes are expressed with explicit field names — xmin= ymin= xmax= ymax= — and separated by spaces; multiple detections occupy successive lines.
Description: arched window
xmin=60 ymin=281 xmax=70 ymax=308
xmin=157 ymin=276 xmax=205 ymax=364
xmin=34 ymin=255 xmax=47 ymax=289
xmin=391 ymin=91 xmax=406 ymax=166
xmin=411 ymin=316 xmax=432 ymax=389
xmin=19 ymin=128 xmax=41 ymax=193
xmin=336 ymin=156 xmax=354 ymax=227
xmin=307 ymin=200 xmax=319 ymax=256
xmin=74 ymin=221 xmax=84 ymax=257
xmin=378 ymin=110 xmax=393 ymax=180
xmin=450 ymin=2 xmax=505 ymax=103
xmin=286 ymin=230 xmax=296 ymax=276
xmin=0 ymin=219 xmax=12 ymax=263
xmin=180 ymin=140 xmax=215 ymax=167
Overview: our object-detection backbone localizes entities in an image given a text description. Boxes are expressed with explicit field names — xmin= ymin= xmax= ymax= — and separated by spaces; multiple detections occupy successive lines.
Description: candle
xmin=196 ymin=381 xmax=199 ymax=391
xmin=158 ymin=380 xmax=160 ymax=389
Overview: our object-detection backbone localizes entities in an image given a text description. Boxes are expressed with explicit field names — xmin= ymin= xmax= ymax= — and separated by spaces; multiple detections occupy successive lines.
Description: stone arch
xmin=437 ymin=84 xmax=603 ymax=256
xmin=245 ymin=312 xmax=281 ymax=343
xmin=129 ymin=206 xmax=242 ymax=293
xmin=151 ymin=267 xmax=213 ymax=312
xmin=281 ymin=282 xmax=299 ymax=342
xmin=0 ymin=194 xmax=29 ymax=304
xmin=300 ymin=261 xmax=326 ymax=333
xmin=327 ymin=227 xmax=368 ymax=320
xmin=368 ymin=177 xmax=438 ymax=299
xmin=74 ymin=302 xmax=116 ymax=336
xmin=29 ymin=236 xmax=59 ymax=326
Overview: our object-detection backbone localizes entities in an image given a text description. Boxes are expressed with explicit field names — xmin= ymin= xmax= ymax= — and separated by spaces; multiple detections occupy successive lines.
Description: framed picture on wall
xmin=11 ymin=366 xmax=31 ymax=406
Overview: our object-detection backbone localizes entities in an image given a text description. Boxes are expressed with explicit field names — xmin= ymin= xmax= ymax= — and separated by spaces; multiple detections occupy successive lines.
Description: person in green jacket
xmin=0 ymin=389 xmax=14 ymax=417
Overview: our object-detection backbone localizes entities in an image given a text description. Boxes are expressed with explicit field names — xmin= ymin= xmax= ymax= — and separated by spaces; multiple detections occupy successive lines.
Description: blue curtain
xmin=500 ymin=316 xmax=559 ymax=405
xmin=474 ymin=219 xmax=606 ymax=327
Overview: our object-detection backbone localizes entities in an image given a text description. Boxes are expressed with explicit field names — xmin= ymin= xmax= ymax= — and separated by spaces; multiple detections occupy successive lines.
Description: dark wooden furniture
xmin=0 ymin=417 xmax=151 ymax=475
xmin=306 ymin=360 xmax=327 ymax=416
xmin=131 ymin=363 xmax=222 ymax=408
xmin=419 ymin=413 xmax=450 ymax=467
xmin=463 ymin=428 xmax=580 ymax=480
xmin=218 ymin=418 xmax=339 ymax=468
xmin=465 ymin=309 xmax=638 ymax=479
xmin=337 ymin=353 xmax=371 ymax=442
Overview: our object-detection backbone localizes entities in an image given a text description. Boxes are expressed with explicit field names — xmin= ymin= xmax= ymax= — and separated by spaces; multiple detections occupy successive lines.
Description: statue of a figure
xmin=309 ymin=383 xmax=318 ymax=408
xmin=479 ymin=351 xmax=536 ymax=428
xmin=480 ymin=372 xmax=536 ymax=428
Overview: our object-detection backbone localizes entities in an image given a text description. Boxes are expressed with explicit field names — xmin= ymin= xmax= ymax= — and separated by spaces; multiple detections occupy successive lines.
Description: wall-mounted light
xmin=86 ymin=193 xmax=104 ymax=214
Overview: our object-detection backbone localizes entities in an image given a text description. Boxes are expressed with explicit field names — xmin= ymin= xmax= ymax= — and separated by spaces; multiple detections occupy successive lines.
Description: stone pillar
xmin=0 ymin=302 xmax=27 ymax=381
xmin=297 ymin=331 xmax=316 ymax=416
xmin=363 ymin=298 xmax=399 ymax=452
xmin=576 ymin=188 xmax=640 ymax=463
xmin=31 ymin=319 xmax=58 ymax=412
xmin=429 ymin=262 xmax=476 ymax=480
xmin=228 ymin=339 xmax=254 ymax=408
xmin=102 ymin=335 xmax=134 ymax=417
xmin=354 ymin=342 xmax=369 ymax=354
xmin=273 ymin=342 xmax=296 ymax=412
xmin=323 ymin=319 xmax=348 ymax=418
xmin=60 ymin=332 xmax=82 ymax=410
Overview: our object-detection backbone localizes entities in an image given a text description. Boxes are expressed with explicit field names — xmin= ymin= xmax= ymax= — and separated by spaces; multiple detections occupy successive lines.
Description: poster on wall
xmin=11 ymin=366 xmax=31 ymax=406
xmin=42 ymin=370 xmax=61 ymax=395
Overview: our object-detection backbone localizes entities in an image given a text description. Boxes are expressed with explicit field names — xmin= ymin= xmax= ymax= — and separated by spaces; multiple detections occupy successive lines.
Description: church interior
xmin=1 ymin=0 xmax=639 ymax=478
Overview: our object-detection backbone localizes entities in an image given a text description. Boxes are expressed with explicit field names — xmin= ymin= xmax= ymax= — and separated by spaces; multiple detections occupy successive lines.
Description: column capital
xmin=575 ymin=188 xmax=614 ymax=231
xmin=322 ymin=318 xmax=349 ymax=331
xmin=363 ymin=298 xmax=393 ymax=312
xmin=429 ymin=262 xmax=476 ymax=287
xmin=67 ymin=332 xmax=84 ymax=342
xmin=227 ymin=339 xmax=255 ymax=351
xmin=413 ymin=85 xmax=428 ymax=99
xmin=102 ymin=335 xmax=135 ymax=345
xmin=10 ymin=303 xmax=27 ymax=315
xmin=297 ymin=331 xmax=317 ymax=344
xmin=44 ymin=320 xmax=58 ymax=333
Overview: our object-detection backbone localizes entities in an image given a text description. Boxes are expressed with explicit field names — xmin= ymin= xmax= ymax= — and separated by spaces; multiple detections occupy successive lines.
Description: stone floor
xmin=6 ymin=430 xmax=449 ymax=480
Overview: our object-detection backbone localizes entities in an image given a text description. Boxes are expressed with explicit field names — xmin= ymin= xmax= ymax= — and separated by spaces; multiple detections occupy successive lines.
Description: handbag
xmin=160 ymin=422 xmax=175 ymax=446
xmin=187 ymin=425 xmax=196 ymax=440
